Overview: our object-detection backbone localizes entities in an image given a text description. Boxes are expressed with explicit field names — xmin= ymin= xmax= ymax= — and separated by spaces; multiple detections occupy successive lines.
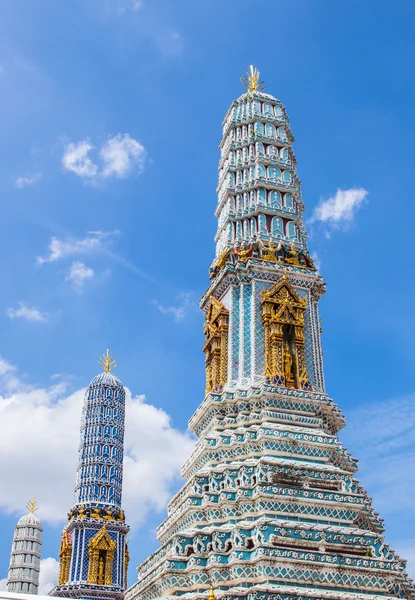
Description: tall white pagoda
xmin=7 ymin=497 xmax=43 ymax=595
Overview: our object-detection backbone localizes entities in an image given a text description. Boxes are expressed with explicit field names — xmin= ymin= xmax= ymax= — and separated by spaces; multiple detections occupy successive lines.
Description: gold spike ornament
xmin=26 ymin=496 xmax=39 ymax=513
xmin=98 ymin=348 xmax=117 ymax=373
xmin=240 ymin=65 xmax=266 ymax=93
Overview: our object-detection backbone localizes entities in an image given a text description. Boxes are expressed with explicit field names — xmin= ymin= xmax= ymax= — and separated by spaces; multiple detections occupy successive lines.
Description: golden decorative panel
xmin=58 ymin=529 xmax=72 ymax=585
xmin=124 ymin=544 xmax=130 ymax=589
xmin=203 ymin=296 xmax=229 ymax=394
xmin=87 ymin=525 xmax=116 ymax=586
xmin=261 ymin=274 xmax=311 ymax=390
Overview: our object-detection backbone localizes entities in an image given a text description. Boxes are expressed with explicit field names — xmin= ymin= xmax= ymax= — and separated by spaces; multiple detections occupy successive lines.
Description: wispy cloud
xmin=111 ymin=0 xmax=142 ymax=13
xmin=311 ymin=251 xmax=321 ymax=271
xmin=15 ymin=172 xmax=41 ymax=188
xmin=158 ymin=30 xmax=183 ymax=58
xmin=6 ymin=302 xmax=49 ymax=322
xmin=309 ymin=188 xmax=368 ymax=232
xmin=61 ymin=134 xmax=147 ymax=183
xmin=341 ymin=393 xmax=415 ymax=515
xmin=36 ymin=230 xmax=119 ymax=265
xmin=61 ymin=140 xmax=98 ymax=179
xmin=66 ymin=261 xmax=94 ymax=287
xmin=153 ymin=292 xmax=194 ymax=322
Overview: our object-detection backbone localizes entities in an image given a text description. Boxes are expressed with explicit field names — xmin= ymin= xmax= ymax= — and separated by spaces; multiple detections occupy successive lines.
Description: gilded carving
xmin=203 ymin=296 xmax=229 ymax=394
xmin=261 ymin=274 xmax=311 ymax=390
xmin=58 ymin=529 xmax=72 ymax=585
xmin=87 ymin=525 xmax=116 ymax=586
xmin=124 ymin=544 xmax=130 ymax=589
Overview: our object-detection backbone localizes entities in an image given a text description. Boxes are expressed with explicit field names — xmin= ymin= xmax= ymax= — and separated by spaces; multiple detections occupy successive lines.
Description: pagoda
xmin=51 ymin=350 xmax=130 ymax=600
xmin=126 ymin=67 xmax=414 ymax=600
xmin=7 ymin=497 xmax=43 ymax=595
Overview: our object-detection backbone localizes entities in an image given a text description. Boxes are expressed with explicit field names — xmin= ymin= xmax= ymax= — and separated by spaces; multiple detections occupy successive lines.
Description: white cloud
xmin=61 ymin=135 xmax=146 ymax=182
xmin=153 ymin=292 xmax=194 ymax=322
xmin=66 ymin=261 xmax=94 ymax=287
xmin=0 ymin=355 xmax=194 ymax=529
xmin=37 ymin=230 xmax=118 ymax=265
xmin=6 ymin=302 xmax=48 ymax=322
xmin=100 ymin=134 xmax=147 ymax=178
xmin=61 ymin=140 xmax=99 ymax=178
xmin=15 ymin=172 xmax=41 ymax=188
xmin=38 ymin=557 xmax=59 ymax=595
xmin=310 ymin=188 xmax=368 ymax=229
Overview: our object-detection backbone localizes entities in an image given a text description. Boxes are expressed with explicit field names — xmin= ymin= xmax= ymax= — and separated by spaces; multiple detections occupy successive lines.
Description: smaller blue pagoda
xmin=51 ymin=350 xmax=130 ymax=600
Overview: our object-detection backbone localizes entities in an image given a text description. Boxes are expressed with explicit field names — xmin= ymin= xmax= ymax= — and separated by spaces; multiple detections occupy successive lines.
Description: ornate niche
xmin=58 ymin=529 xmax=72 ymax=585
xmin=87 ymin=525 xmax=116 ymax=586
xmin=203 ymin=296 xmax=229 ymax=394
xmin=261 ymin=274 xmax=312 ymax=390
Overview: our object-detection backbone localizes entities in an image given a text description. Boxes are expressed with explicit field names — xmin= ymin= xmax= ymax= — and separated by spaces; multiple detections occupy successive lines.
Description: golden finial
xmin=208 ymin=585 xmax=216 ymax=600
xmin=240 ymin=65 xmax=266 ymax=94
xmin=26 ymin=496 xmax=39 ymax=513
xmin=98 ymin=349 xmax=117 ymax=373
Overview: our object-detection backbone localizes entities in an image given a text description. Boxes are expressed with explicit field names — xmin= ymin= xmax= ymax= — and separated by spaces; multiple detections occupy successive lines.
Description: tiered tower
xmin=126 ymin=68 xmax=414 ymax=600
xmin=7 ymin=497 xmax=43 ymax=595
xmin=51 ymin=350 xmax=130 ymax=600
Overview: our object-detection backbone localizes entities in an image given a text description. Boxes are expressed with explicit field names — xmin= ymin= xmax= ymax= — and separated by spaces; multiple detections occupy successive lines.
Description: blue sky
xmin=1 ymin=0 xmax=415 ymax=592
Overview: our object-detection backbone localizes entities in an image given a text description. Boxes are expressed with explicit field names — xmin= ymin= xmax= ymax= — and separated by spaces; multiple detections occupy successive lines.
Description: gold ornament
xmin=99 ymin=349 xmax=117 ymax=373
xmin=58 ymin=529 xmax=72 ymax=585
xmin=26 ymin=496 xmax=39 ymax=513
xmin=203 ymin=296 xmax=229 ymax=395
xmin=87 ymin=525 xmax=116 ymax=586
xmin=124 ymin=544 xmax=130 ymax=588
xmin=240 ymin=65 xmax=266 ymax=94
xmin=262 ymin=275 xmax=311 ymax=390
xmin=234 ymin=242 xmax=252 ymax=263
xmin=285 ymin=242 xmax=301 ymax=266
xmin=261 ymin=240 xmax=279 ymax=263
xmin=208 ymin=585 xmax=216 ymax=600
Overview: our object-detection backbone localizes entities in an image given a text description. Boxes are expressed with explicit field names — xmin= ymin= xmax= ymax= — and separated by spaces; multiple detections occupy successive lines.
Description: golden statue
xmin=234 ymin=242 xmax=252 ymax=263
xmin=91 ymin=507 xmax=101 ymax=519
xmin=97 ymin=553 xmax=105 ymax=585
xmin=261 ymin=239 xmax=280 ymax=262
xmin=283 ymin=342 xmax=296 ymax=388
xmin=285 ymin=242 xmax=301 ymax=266
xmin=241 ymin=65 xmax=266 ymax=93
xmin=98 ymin=349 xmax=117 ymax=373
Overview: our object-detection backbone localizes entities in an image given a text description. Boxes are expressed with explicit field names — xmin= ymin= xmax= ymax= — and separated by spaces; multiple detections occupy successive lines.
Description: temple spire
xmin=7 ymin=500 xmax=43 ymax=594
xmin=51 ymin=354 xmax=129 ymax=600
